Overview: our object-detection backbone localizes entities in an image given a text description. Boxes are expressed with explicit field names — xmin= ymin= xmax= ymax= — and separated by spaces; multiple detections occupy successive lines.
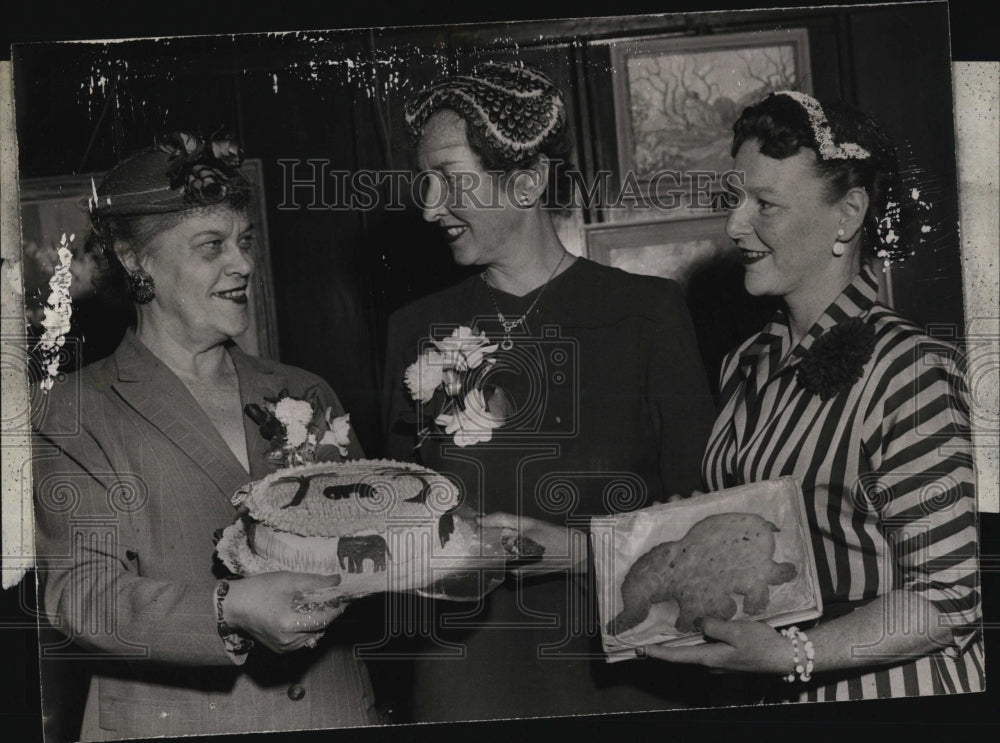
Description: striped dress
xmin=702 ymin=264 xmax=985 ymax=701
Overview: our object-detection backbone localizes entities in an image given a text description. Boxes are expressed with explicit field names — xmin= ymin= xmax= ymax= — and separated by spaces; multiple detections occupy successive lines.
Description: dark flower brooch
xmin=796 ymin=317 xmax=877 ymax=401
xmin=156 ymin=129 xmax=244 ymax=204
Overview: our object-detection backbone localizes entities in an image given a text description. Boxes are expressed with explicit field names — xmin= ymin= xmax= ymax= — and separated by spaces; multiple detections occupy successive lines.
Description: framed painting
xmin=18 ymin=158 xmax=280 ymax=362
xmin=607 ymin=28 xmax=812 ymax=221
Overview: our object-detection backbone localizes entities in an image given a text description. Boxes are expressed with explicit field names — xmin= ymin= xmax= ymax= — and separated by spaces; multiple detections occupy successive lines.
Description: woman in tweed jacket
xmin=32 ymin=136 xmax=379 ymax=740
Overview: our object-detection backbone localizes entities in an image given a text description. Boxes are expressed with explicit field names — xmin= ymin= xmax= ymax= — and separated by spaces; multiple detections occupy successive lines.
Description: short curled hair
xmin=86 ymin=145 xmax=253 ymax=305
xmin=87 ymin=202 xmax=252 ymax=306
xmin=732 ymin=93 xmax=914 ymax=262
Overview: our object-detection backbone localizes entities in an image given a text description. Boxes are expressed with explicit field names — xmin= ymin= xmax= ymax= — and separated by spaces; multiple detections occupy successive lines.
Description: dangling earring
xmin=128 ymin=269 xmax=155 ymax=304
xmin=832 ymin=227 xmax=846 ymax=257
xmin=517 ymin=192 xmax=531 ymax=206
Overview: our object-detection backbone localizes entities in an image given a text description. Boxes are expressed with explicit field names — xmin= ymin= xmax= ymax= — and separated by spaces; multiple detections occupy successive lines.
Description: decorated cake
xmin=217 ymin=458 xmax=501 ymax=596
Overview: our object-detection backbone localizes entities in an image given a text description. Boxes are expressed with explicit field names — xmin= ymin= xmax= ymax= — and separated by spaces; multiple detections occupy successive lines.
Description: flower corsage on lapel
xmin=404 ymin=326 xmax=512 ymax=447
xmin=797 ymin=316 xmax=877 ymax=401
xmin=244 ymin=389 xmax=351 ymax=467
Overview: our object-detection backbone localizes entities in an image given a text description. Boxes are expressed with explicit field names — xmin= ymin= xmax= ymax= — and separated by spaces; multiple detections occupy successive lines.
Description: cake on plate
xmin=217 ymin=459 xmax=504 ymax=596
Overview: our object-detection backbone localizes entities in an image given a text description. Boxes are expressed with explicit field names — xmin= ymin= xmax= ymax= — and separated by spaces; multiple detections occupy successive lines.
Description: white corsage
xmin=403 ymin=326 xmax=507 ymax=447
xmin=245 ymin=390 xmax=353 ymax=466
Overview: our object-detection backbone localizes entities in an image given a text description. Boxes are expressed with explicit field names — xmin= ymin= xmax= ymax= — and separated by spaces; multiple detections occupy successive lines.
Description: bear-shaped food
xmin=607 ymin=512 xmax=797 ymax=635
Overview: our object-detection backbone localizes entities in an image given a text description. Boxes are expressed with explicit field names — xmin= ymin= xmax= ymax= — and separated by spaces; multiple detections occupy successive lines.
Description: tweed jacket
xmin=33 ymin=330 xmax=379 ymax=741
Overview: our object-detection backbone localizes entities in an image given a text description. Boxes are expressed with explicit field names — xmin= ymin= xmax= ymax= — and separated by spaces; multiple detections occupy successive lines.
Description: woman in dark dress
xmin=381 ymin=63 xmax=716 ymax=722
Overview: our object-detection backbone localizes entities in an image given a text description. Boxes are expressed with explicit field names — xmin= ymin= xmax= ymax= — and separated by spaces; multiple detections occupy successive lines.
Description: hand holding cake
xmin=216 ymin=459 xmax=548 ymax=601
xmin=220 ymin=571 xmax=348 ymax=654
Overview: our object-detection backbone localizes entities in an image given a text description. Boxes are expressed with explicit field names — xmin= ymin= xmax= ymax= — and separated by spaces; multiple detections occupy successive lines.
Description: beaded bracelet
xmin=216 ymin=579 xmax=254 ymax=656
xmin=779 ymin=625 xmax=814 ymax=683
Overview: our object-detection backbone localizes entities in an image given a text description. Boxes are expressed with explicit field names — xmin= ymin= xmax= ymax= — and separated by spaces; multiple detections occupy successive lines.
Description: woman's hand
xmin=221 ymin=572 xmax=347 ymax=654
xmin=644 ymin=617 xmax=791 ymax=674
xmin=476 ymin=512 xmax=588 ymax=572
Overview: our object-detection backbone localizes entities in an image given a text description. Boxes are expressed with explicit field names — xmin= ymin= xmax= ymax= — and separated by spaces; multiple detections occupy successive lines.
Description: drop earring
xmin=832 ymin=227 xmax=846 ymax=257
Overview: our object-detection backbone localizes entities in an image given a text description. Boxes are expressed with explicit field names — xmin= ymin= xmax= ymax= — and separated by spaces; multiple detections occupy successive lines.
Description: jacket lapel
xmin=110 ymin=332 xmax=265 ymax=503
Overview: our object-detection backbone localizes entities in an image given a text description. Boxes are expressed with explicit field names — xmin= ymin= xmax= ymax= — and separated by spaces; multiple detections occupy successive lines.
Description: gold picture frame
xmin=607 ymin=28 xmax=812 ymax=220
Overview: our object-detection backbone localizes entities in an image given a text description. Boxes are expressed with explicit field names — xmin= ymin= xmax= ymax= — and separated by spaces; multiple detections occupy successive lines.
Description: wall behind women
xmin=12 ymin=3 xmax=960 ymax=454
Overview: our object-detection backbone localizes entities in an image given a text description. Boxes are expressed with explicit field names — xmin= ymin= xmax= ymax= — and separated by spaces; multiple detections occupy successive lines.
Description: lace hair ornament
xmin=772 ymin=91 xmax=934 ymax=266
xmin=773 ymin=90 xmax=872 ymax=161
xmin=404 ymin=62 xmax=566 ymax=162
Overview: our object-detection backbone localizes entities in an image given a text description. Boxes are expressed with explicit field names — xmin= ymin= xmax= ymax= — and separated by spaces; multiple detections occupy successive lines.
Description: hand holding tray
xmin=591 ymin=477 xmax=822 ymax=661
xmin=218 ymin=512 xmax=545 ymax=608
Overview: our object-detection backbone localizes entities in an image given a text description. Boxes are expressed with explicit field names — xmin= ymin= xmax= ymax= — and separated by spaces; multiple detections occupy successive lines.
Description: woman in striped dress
xmin=646 ymin=92 xmax=984 ymax=701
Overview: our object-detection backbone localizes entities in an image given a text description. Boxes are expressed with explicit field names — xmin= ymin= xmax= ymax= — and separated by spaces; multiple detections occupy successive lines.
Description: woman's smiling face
xmin=416 ymin=110 xmax=524 ymax=267
xmin=137 ymin=206 xmax=255 ymax=348
xmin=725 ymin=139 xmax=844 ymax=302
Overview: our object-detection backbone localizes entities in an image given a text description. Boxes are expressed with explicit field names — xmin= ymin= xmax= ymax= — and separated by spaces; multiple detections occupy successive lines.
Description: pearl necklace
xmin=480 ymin=252 xmax=568 ymax=351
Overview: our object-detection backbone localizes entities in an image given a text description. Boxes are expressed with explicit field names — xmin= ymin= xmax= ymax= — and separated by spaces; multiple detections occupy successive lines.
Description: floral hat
xmin=404 ymin=62 xmax=566 ymax=163
xmin=88 ymin=129 xmax=249 ymax=218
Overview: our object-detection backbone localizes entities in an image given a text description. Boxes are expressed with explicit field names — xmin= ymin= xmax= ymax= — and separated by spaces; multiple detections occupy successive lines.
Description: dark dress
xmin=379 ymin=257 xmax=716 ymax=722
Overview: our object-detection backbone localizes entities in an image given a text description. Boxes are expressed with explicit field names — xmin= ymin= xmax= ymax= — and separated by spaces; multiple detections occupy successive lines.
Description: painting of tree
xmin=612 ymin=30 xmax=811 ymax=184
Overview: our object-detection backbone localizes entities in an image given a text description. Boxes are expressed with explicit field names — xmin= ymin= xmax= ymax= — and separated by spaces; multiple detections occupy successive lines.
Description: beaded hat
xmin=88 ymin=130 xmax=249 ymax=219
xmin=404 ymin=62 xmax=566 ymax=162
